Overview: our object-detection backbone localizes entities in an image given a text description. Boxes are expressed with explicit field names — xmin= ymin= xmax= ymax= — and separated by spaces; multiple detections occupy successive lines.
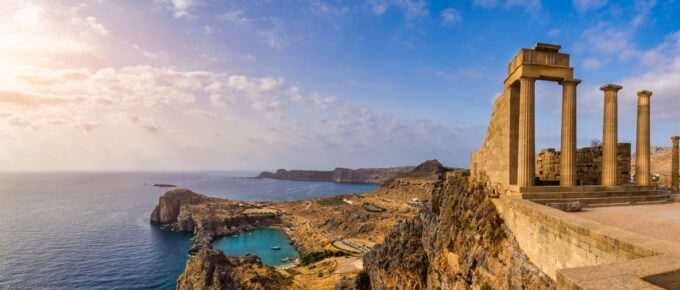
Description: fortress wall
xmin=471 ymin=89 xmax=512 ymax=189
xmin=493 ymin=197 xmax=657 ymax=281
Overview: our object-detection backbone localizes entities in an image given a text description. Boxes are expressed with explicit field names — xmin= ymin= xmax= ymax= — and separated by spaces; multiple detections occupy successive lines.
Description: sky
xmin=0 ymin=0 xmax=679 ymax=171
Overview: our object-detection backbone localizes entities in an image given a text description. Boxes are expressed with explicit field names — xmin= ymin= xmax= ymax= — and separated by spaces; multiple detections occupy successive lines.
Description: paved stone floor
xmin=573 ymin=203 xmax=680 ymax=243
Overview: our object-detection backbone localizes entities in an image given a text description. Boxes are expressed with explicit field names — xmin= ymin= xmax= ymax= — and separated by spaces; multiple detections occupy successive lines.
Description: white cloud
xmin=166 ymin=0 xmax=197 ymax=18
xmin=83 ymin=16 xmax=108 ymax=36
xmin=0 ymin=64 xmax=463 ymax=170
xmin=572 ymin=0 xmax=608 ymax=13
xmin=440 ymin=8 xmax=462 ymax=26
xmin=368 ymin=0 xmax=429 ymax=19
xmin=203 ymin=25 xmax=213 ymax=34
xmin=472 ymin=0 xmax=498 ymax=8
xmin=547 ymin=28 xmax=560 ymax=37
xmin=581 ymin=58 xmax=603 ymax=70
xmin=220 ymin=10 xmax=250 ymax=25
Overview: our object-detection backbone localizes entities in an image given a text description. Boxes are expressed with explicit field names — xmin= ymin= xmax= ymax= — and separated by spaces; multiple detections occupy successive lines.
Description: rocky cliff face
xmin=257 ymin=167 xmax=413 ymax=184
xmin=360 ymin=174 xmax=554 ymax=290
xmin=177 ymin=248 xmax=291 ymax=290
xmin=150 ymin=188 xmax=210 ymax=224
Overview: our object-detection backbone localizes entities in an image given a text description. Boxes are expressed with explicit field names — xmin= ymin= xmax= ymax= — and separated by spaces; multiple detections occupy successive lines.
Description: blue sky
xmin=0 ymin=0 xmax=679 ymax=170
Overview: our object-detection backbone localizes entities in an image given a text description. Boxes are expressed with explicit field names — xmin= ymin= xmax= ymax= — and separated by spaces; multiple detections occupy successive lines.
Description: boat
xmin=271 ymin=246 xmax=281 ymax=250
xmin=232 ymin=234 xmax=239 ymax=238
xmin=281 ymin=257 xmax=293 ymax=262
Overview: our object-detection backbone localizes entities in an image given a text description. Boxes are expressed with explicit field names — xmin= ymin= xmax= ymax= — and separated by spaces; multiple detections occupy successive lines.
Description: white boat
xmin=271 ymin=246 xmax=281 ymax=250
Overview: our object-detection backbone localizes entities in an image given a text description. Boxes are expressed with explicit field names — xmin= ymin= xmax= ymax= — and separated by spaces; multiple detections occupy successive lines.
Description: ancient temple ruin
xmin=471 ymin=43 xmax=667 ymax=206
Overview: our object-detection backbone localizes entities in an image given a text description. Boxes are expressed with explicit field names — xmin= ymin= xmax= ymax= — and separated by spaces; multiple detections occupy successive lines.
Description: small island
xmin=153 ymin=184 xmax=177 ymax=188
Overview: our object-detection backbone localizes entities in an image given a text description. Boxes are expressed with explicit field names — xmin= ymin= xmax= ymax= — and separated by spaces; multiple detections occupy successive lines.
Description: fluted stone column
xmin=560 ymin=79 xmax=580 ymax=186
xmin=635 ymin=90 xmax=653 ymax=186
xmin=673 ymin=136 xmax=679 ymax=194
xmin=601 ymin=84 xmax=622 ymax=186
xmin=517 ymin=77 xmax=536 ymax=187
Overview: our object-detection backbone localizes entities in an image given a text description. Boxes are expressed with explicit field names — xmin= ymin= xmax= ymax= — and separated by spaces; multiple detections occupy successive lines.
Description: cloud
xmin=547 ymin=28 xmax=560 ymax=37
xmin=572 ymin=0 xmax=608 ymax=13
xmin=505 ymin=0 xmax=541 ymax=14
xmin=165 ymin=0 xmax=197 ymax=18
xmin=258 ymin=18 xmax=289 ymax=49
xmin=581 ymin=58 xmax=603 ymax=70
xmin=186 ymin=109 xmax=217 ymax=119
xmin=580 ymin=22 xmax=639 ymax=61
xmin=0 ymin=64 xmax=464 ymax=170
xmin=125 ymin=113 xmax=164 ymax=133
xmin=0 ymin=91 xmax=84 ymax=107
xmin=368 ymin=0 xmax=429 ymax=19
xmin=0 ymin=1 xmax=109 ymax=62
xmin=440 ymin=8 xmax=462 ymax=26
xmin=472 ymin=0 xmax=498 ymax=8
xmin=220 ymin=10 xmax=250 ymax=25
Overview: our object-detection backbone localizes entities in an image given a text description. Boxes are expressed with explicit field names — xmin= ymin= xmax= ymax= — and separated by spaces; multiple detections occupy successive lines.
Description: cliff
xmin=257 ymin=167 xmax=413 ymax=184
xmin=177 ymin=248 xmax=291 ymax=290
xmin=359 ymin=174 xmax=554 ymax=289
xmin=150 ymin=188 xmax=210 ymax=224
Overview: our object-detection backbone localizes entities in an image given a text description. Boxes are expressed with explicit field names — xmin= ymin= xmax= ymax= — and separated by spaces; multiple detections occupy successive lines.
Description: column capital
xmin=520 ymin=76 xmax=537 ymax=82
xmin=560 ymin=79 xmax=581 ymax=86
xmin=600 ymin=84 xmax=623 ymax=92
xmin=672 ymin=136 xmax=680 ymax=142
xmin=637 ymin=90 xmax=653 ymax=98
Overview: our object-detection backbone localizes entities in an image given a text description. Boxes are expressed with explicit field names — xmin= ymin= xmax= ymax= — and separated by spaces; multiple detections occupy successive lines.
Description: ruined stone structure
xmin=673 ymin=136 xmax=679 ymax=194
xmin=536 ymin=144 xmax=631 ymax=185
xmin=471 ymin=43 xmax=667 ymax=206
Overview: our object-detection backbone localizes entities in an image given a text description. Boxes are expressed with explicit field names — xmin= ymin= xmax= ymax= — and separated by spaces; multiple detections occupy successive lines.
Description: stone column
xmin=635 ymin=90 xmax=653 ymax=186
xmin=517 ymin=77 xmax=536 ymax=187
xmin=560 ymin=79 xmax=580 ymax=186
xmin=673 ymin=136 xmax=679 ymax=194
xmin=600 ymin=84 xmax=622 ymax=186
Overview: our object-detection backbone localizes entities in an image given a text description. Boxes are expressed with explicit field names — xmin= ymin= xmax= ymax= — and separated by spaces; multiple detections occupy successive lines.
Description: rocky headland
xmin=256 ymin=166 xmax=414 ymax=184
xmin=152 ymin=160 xmax=552 ymax=289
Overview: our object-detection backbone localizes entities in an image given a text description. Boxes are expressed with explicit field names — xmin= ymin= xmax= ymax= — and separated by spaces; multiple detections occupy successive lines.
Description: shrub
xmin=299 ymin=250 xmax=348 ymax=266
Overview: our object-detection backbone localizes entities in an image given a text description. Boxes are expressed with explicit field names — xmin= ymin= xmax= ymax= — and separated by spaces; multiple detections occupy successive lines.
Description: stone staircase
xmin=517 ymin=185 xmax=671 ymax=207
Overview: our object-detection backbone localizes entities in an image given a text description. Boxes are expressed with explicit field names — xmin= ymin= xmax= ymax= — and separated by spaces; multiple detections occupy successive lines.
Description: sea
xmin=0 ymin=172 xmax=377 ymax=290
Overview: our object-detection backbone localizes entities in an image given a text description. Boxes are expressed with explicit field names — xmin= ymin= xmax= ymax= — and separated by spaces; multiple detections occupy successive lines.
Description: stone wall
xmin=492 ymin=196 xmax=656 ymax=281
xmin=471 ymin=89 xmax=513 ymax=190
xmin=535 ymin=144 xmax=632 ymax=185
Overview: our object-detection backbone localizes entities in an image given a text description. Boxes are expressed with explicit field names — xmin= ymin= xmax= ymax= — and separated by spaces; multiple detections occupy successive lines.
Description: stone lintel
xmin=600 ymin=84 xmax=623 ymax=92
xmin=532 ymin=42 xmax=561 ymax=52
xmin=637 ymin=90 xmax=653 ymax=97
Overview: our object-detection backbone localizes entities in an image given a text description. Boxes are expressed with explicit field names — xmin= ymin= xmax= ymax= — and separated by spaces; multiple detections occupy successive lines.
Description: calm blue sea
xmin=0 ymin=172 xmax=377 ymax=290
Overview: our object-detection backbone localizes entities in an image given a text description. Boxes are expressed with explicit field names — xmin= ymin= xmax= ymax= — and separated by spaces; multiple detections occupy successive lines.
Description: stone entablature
xmin=536 ymin=144 xmax=631 ymax=185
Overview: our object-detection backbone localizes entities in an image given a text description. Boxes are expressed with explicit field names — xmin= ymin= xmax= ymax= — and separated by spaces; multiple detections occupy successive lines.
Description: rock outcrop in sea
xmin=150 ymin=188 xmax=209 ymax=224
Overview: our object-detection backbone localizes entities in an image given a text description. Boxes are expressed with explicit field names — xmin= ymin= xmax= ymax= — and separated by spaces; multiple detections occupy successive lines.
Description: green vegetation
xmin=317 ymin=198 xmax=346 ymax=207
xmin=361 ymin=202 xmax=385 ymax=212
xmin=480 ymin=282 xmax=492 ymax=290
xmin=299 ymin=250 xmax=348 ymax=266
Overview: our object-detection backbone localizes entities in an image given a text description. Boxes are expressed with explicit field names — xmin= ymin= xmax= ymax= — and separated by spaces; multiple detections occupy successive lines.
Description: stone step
xmin=521 ymin=190 xmax=660 ymax=199
xmin=529 ymin=194 xmax=671 ymax=207
xmin=516 ymin=185 xmax=656 ymax=193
